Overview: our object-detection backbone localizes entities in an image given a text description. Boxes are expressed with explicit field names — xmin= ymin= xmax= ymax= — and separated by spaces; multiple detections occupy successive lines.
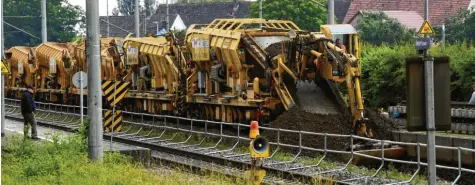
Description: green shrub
xmin=359 ymin=41 xmax=475 ymax=109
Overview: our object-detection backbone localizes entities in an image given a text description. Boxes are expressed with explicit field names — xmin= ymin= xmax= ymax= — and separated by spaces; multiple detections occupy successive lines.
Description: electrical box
xmin=406 ymin=57 xmax=451 ymax=131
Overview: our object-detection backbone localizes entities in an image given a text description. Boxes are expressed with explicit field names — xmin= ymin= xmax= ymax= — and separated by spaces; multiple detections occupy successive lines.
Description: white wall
xmin=470 ymin=0 xmax=475 ymax=11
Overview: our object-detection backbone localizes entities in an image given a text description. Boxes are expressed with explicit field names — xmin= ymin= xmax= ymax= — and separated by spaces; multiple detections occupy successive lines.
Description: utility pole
xmin=135 ymin=0 xmax=140 ymax=37
xmin=41 ymin=0 xmax=47 ymax=43
xmin=424 ymin=0 xmax=436 ymax=184
xmin=1 ymin=0 xmax=5 ymax=137
xmin=107 ymin=0 xmax=109 ymax=37
xmin=259 ymin=0 xmax=262 ymax=19
xmin=441 ymin=24 xmax=445 ymax=54
xmin=166 ymin=0 xmax=169 ymax=31
xmin=328 ymin=0 xmax=334 ymax=24
xmin=86 ymin=0 xmax=103 ymax=162
xmin=153 ymin=21 xmax=159 ymax=34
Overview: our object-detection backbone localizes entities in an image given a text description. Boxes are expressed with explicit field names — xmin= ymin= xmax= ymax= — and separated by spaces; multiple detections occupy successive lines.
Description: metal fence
xmin=4 ymin=98 xmax=474 ymax=184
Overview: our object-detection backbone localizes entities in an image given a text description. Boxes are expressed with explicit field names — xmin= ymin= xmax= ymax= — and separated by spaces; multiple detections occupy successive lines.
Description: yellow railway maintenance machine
xmin=122 ymin=35 xmax=186 ymax=116
xmin=185 ymin=19 xmax=301 ymax=124
xmin=34 ymin=42 xmax=75 ymax=103
xmin=4 ymin=47 xmax=36 ymax=99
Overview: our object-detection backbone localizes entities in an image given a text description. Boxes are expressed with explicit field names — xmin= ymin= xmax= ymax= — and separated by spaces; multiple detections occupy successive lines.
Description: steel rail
xmin=4 ymin=98 xmax=475 ymax=184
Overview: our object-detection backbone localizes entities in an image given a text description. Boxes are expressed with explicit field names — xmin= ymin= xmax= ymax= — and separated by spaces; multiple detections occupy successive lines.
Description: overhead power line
xmin=3 ymin=21 xmax=41 ymax=39
xmin=4 ymin=15 xmax=40 ymax=18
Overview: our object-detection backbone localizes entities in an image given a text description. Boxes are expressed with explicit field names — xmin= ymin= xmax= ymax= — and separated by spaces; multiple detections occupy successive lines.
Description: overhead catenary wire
xmin=4 ymin=15 xmax=40 ymax=18
xmin=99 ymin=19 xmax=133 ymax=34
xmin=63 ymin=1 xmax=133 ymax=36
xmin=3 ymin=21 xmax=41 ymax=39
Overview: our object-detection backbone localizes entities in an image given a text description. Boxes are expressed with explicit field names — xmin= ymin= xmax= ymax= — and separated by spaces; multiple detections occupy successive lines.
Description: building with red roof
xmin=343 ymin=0 xmax=473 ymax=26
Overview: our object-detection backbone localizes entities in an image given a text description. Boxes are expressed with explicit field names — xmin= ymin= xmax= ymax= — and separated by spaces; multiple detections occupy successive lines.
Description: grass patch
xmin=271 ymin=151 xmax=294 ymax=161
xmin=297 ymin=155 xmax=338 ymax=169
xmin=1 ymin=133 xmax=241 ymax=185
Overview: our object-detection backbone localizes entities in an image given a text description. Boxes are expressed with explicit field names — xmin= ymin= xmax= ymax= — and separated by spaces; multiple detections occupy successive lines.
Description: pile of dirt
xmin=265 ymin=107 xmax=399 ymax=152
xmin=363 ymin=108 xmax=399 ymax=140
xmin=264 ymin=42 xmax=283 ymax=58
xmin=266 ymin=106 xmax=353 ymax=151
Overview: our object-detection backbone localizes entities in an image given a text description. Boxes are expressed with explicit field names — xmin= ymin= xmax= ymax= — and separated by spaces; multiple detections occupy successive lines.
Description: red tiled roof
xmin=351 ymin=10 xmax=424 ymax=29
xmin=343 ymin=0 xmax=471 ymax=25
xmin=383 ymin=11 xmax=424 ymax=29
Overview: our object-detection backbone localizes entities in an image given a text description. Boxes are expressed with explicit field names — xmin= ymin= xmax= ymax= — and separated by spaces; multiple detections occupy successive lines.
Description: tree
xmin=117 ymin=0 xmax=138 ymax=16
xmin=249 ymin=0 xmax=327 ymax=31
xmin=144 ymin=0 xmax=157 ymax=16
xmin=4 ymin=0 xmax=83 ymax=48
xmin=173 ymin=0 xmax=233 ymax=3
xmin=445 ymin=6 xmax=475 ymax=43
xmin=117 ymin=0 xmax=157 ymax=16
xmin=356 ymin=12 xmax=416 ymax=46
xmin=112 ymin=8 xmax=120 ymax=16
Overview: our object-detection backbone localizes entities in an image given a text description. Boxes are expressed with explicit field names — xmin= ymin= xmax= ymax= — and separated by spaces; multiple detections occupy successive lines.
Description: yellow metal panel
xmin=189 ymin=34 xmax=210 ymax=61
xmin=125 ymin=42 xmax=140 ymax=65
xmin=157 ymin=55 xmax=166 ymax=77
xmin=211 ymin=36 xmax=223 ymax=62
xmin=221 ymin=37 xmax=233 ymax=68
xmin=229 ymin=36 xmax=242 ymax=70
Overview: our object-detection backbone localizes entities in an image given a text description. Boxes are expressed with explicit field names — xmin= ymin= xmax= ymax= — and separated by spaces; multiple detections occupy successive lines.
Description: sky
xmin=67 ymin=0 xmax=172 ymax=16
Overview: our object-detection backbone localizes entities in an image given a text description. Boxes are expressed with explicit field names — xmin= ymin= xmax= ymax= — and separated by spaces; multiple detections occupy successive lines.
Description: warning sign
xmin=1 ymin=61 xmax=10 ymax=74
xmin=126 ymin=43 xmax=140 ymax=66
xmin=190 ymin=34 xmax=210 ymax=61
xmin=418 ymin=20 xmax=435 ymax=35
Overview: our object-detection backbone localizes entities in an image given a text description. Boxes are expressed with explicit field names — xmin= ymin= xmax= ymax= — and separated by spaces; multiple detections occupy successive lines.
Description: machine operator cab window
xmin=320 ymin=24 xmax=360 ymax=58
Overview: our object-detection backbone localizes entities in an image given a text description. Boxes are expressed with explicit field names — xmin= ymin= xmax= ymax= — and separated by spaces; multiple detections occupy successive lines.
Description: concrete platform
xmin=392 ymin=130 xmax=475 ymax=166
xmin=2 ymin=119 xmax=151 ymax=166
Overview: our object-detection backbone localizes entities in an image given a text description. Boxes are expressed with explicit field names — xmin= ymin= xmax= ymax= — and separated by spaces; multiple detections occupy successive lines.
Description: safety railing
xmin=4 ymin=98 xmax=474 ymax=184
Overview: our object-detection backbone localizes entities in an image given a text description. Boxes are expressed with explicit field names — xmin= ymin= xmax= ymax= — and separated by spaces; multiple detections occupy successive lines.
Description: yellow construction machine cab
xmin=320 ymin=24 xmax=360 ymax=58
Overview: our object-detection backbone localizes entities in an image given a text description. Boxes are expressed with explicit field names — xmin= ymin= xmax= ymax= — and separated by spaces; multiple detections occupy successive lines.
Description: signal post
xmin=245 ymin=121 xmax=268 ymax=185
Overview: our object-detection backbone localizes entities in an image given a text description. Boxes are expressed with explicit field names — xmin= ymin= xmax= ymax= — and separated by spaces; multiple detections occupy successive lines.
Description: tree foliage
xmin=249 ymin=0 xmax=327 ymax=31
xmin=445 ymin=6 xmax=475 ymax=43
xmin=117 ymin=0 xmax=139 ymax=16
xmin=4 ymin=0 xmax=83 ymax=48
xmin=356 ymin=12 xmax=416 ymax=46
xmin=116 ymin=0 xmax=158 ymax=16
xmin=112 ymin=8 xmax=120 ymax=16
xmin=144 ymin=0 xmax=157 ymax=16
xmin=173 ymin=0 xmax=234 ymax=3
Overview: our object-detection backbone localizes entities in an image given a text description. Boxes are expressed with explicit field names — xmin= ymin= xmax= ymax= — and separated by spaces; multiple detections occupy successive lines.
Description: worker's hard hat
xmin=249 ymin=121 xmax=260 ymax=139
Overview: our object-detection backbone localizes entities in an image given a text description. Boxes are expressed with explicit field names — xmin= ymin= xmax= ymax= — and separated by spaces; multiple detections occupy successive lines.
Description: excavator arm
xmin=270 ymin=31 xmax=371 ymax=137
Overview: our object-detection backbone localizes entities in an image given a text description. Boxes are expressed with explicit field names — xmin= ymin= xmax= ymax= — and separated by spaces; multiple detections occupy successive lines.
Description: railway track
xmin=5 ymin=98 xmax=475 ymax=184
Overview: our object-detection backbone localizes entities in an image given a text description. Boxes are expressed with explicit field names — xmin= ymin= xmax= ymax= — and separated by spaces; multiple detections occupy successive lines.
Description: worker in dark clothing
xmin=21 ymin=85 xmax=39 ymax=140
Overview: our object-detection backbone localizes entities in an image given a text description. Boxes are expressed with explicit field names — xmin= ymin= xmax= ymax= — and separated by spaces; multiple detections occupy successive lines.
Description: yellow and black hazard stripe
xmin=104 ymin=109 xmax=123 ymax=132
xmin=101 ymin=80 xmax=130 ymax=107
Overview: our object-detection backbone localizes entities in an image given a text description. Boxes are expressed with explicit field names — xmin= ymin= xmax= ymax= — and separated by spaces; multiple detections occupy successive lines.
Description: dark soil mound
xmin=364 ymin=108 xmax=399 ymax=140
xmin=265 ymin=107 xmax=398 ymax=152
xmin=265 ymin=42 xmax=283 ymax=58
xmin=266 ymin=107 xmax=353 ymax=151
